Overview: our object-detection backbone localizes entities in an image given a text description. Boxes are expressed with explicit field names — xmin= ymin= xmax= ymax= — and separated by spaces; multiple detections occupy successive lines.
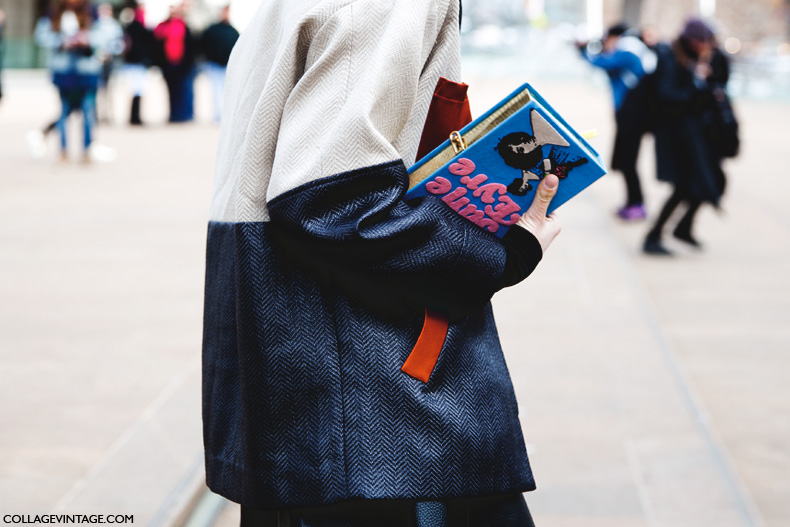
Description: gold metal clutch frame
xmin=408 ymin=86 xmax=534 ymax=189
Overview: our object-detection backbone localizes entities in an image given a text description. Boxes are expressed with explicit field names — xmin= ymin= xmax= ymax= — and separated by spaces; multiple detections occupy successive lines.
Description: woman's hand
xmin=515 ymin=174 xmax=562 ymax=253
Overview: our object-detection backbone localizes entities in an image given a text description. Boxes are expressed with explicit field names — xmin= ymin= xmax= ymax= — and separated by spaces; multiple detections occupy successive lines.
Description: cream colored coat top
xmin=209 ymin=0 xmax=462 ymax=223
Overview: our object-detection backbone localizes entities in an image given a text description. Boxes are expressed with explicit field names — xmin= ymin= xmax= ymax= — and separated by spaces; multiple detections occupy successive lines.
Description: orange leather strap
xmin=402 ymin=78 xmax=470 ymax=383
xmin=401 ymin=308 xmax=449 ymax=383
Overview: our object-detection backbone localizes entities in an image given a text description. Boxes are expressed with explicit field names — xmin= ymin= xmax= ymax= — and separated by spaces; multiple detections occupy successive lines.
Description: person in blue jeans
xmin=199 ymin=4 xmax=239 ymax=123
xmin=35 ymin=0 xmax=102 ymax=163
xmin=579 ymin=23 xmax=657 ymax=220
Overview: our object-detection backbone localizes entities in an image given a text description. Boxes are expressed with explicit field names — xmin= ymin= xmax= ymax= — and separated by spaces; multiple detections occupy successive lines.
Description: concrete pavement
xmin=0 ymin=69 xmax=788 ymax=527
xmin=0 ymin=70 xmax=213 ymax=526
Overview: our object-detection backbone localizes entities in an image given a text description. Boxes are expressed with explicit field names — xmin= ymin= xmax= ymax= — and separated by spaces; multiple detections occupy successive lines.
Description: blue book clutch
xmin=406 ymin=83 xmax=607 ymax=238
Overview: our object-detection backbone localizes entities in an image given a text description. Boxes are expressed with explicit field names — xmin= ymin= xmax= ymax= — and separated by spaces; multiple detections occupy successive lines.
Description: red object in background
xmin=402 ymin=77 xmax=473 ymax=383
xmin=416 ymin=78 xmax=473 ymax=161
xmin=154 ymin=17 xmax=187 ymax=65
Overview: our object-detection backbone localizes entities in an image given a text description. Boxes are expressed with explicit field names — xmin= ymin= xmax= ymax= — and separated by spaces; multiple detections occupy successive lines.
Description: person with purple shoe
xmin=578 ymin=23 xmax=656 ymax=221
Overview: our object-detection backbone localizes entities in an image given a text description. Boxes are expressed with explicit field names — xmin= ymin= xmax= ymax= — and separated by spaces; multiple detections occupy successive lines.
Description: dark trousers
xmin=240 ymin=494 xmax=535 ymax=527
xmin=162 ymin=65 xmax=195 ymax=123
xmin=646 ymin=187 xmax=701 ymax=242
xmin=612 ymin=109 xmax=646 ymax=207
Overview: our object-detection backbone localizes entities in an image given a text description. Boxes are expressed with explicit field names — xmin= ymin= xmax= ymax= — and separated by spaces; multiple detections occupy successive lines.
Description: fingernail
xmin=545 ymin=175 xmax=557 ymax=190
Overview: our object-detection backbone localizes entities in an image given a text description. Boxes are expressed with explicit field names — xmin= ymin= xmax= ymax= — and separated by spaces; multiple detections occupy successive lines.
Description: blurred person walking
xmin=35 ymin=0 xmax=103 ymax=163
xmin=153 ymin=2 xmax=196 ymax=123
xmin=93 ymin=2 xmax=124 ymax=124
xmin=199 ymin=4 xmax=238 ymax=123
xmin=27 ymin=7 xmax=61 ymax=158
xmin=643 ymin=18 xmax=736 ymax=255
xmin=578 ymin=23 xmax=657 ymax=220
xmin=120 ymin=2 xmax=153 ymax=125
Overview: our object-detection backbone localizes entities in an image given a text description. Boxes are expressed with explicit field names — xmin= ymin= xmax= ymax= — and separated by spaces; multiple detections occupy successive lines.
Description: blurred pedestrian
xmin=26 ymin=8 xmax=62 ymax=158
xmin=199 ymin=4 xmax=238 ymax=123
xmin=643 ymin=18 xmax=734 ymax=255
xmin=203 ymin=0 xmax=560 ymax=524
xmin=578 ymin=23 xmax=657 ymax=220
xmin=153 ymin=2 xmax=195 ymax=123
xmin=120 ymin=3 xmax=153 ymax=125
xmin=35 ymin=0 xmax=102 ymax=163
xmin=93 ymin=2 xmax=124 ymax=124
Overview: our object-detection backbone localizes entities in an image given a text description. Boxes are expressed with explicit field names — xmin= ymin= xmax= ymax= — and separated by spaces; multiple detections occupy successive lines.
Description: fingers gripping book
xmin=406 ymin=83 xmax=608 ymax=238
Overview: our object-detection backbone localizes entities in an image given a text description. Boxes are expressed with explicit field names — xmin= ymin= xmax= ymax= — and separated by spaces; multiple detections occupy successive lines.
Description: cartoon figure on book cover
xmin=497 ymin=109 xmax=588 ymax=195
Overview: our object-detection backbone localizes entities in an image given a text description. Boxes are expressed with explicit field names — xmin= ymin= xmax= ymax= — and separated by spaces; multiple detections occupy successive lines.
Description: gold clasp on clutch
xmin=449 ymin=131 xmax=467 ymax=154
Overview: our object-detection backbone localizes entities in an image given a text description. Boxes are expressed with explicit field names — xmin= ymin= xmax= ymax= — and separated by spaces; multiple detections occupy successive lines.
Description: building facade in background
xmin=1 ymin=0 xmax=789 ymax=68
xmin=0 ymin=0 xmax=220 ymax=68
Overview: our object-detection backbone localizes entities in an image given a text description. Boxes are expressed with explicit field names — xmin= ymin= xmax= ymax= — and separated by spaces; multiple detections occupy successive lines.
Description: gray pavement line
xmin=181 ymin=489 xmax=229 ymax=527
xmin=50 ymin=357 xmax=202 ymax=514
xmin=624 ymin=438 xmax=659 ymax=527
xmin=147 ymin=453 xmax=205 ymax=527
xmin=562 ymin=222 xmax=595 ymax=307
xmin=593 ymin=201 xmax=766 ymax=527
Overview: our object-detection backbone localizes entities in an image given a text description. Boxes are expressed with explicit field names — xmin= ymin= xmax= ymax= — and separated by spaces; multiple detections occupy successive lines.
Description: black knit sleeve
xmin=500 ymin=226 xmax=543 ymax=288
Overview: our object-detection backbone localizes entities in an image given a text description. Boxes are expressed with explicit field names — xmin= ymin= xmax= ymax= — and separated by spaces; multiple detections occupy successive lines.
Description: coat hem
xmin=205 ymin=454 xmax=537 ymax=511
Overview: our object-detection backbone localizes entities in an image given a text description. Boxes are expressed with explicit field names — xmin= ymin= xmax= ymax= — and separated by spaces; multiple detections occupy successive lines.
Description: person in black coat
xmin=121 ymin=3 xmax=153 ymax=125
xmin=643 ymin=18 xmax=730 ymax=255
xmin=199 ymin=4 xmax=238 ymax=122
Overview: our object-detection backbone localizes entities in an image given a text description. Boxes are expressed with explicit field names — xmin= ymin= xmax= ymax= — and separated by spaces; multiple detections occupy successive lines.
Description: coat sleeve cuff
xmin=500 ymin=226 xmax=543 ymax=288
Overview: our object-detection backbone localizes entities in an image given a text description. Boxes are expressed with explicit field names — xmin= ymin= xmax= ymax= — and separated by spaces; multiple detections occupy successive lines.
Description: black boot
xmin=672 ymin=226 xmax=702 ymax=248
xmin=643 ymin=233 xmax=672 ymax=256
xmin=642 ymin=188 xmax=683 ymax=256
xmin=672 ymin=200 xmax=703 ymax=248
xmin=130 ymin=95 xmax=143 ymax=125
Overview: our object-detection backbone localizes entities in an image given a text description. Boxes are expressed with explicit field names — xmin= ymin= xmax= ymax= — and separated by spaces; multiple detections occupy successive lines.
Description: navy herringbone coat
xmin=203 ymin=0 xmax=540 ymax=510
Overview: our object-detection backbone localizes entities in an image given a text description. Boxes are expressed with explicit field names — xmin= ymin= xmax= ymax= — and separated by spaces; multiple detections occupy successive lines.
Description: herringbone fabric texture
xmin=203 ymin=0 xmax=539 ymax=511
xmin=210 ymin=0 xmax=461 ymax=223
xmin=203 ymin=163 xmax=536 ymax=509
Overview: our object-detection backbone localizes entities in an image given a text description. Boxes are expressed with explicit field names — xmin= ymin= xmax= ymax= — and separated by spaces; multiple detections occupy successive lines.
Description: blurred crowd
xmin=22 ymin=0 xmax=239 ymax=163
xmin=1 ymin=1 xmax=740 ymax=256
xmin=578 ymin=18 xmax=739 ymax=256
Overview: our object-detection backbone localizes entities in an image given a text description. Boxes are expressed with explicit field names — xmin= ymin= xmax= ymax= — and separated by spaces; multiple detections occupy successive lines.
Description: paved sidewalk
xmin=1 ymin=70 xmax=788 ymax=527
xmin=0 ymin=70 xmax=214 ymax=526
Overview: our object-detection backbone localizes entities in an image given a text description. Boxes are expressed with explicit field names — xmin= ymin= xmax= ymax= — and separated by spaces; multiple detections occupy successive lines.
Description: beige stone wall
xmin=599 ymin=0 xmax=789 ymax=48
xmin=0 ymin=0 xmax=37 ymax=39
xmin=715 ymin=0 xmax=789 ymax=46
xmin=603 ymin=0 xmax=698 ymax=39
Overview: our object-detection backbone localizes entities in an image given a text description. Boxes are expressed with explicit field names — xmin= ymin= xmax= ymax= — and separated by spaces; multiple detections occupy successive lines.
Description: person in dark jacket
xmin=200 ymin=4 xmax=238 ymax=122
xmin=121 ymin=3 xmax=153 ymax=125
xmin=153 ymin=2 xmax=195 ymax=123
xmin=203 ymin=0 xmax=561 ymax=524
xmin=643 ymin=18 xmax=730 ymax=255
xmin=578 ymin=23 xmax=657 ymax=221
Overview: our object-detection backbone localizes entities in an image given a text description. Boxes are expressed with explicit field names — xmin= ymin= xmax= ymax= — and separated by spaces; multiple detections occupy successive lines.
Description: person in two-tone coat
xmin=202 ymin=0 xmax=561 ymax=525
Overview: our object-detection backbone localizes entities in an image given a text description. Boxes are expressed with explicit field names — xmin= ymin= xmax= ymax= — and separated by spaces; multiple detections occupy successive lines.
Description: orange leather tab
xmin=401 ymin=308 xmax=449 ymax=383
xmin=402 ymin=78 xmax=468 ymax=384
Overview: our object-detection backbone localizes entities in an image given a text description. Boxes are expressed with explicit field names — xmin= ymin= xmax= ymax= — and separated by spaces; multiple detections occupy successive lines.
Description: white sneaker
xmin=25 ymin=130 xmax=48 ymax=159
xmin=89 ymin=143 xmax=117 ymax=163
